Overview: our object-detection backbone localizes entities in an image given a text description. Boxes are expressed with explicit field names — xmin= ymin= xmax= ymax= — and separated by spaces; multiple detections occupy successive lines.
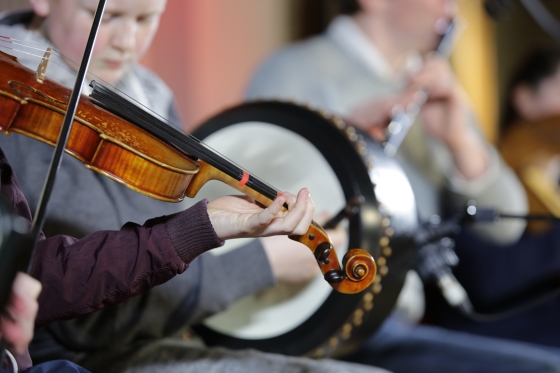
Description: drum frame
xmin=192 ymin=101 xmax=416 ymax=357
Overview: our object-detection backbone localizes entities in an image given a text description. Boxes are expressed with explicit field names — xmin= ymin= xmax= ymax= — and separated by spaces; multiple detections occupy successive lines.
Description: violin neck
xmin=89 ymin=81 xmax=279 ymax=201
xmin=185 ymin=160 xmax=276 ymax=206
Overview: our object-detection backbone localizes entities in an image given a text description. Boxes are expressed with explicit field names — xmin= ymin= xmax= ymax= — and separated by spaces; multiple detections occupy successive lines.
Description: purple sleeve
xmin=31 ymin=199 xmax=223 ymax=329
xmin=0 ymin=148 xmax=224 ymax=329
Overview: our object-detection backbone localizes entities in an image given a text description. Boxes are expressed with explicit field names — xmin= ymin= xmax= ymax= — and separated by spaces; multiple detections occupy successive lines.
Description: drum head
xmin=192 ymin=102 xmax=417 ymax=357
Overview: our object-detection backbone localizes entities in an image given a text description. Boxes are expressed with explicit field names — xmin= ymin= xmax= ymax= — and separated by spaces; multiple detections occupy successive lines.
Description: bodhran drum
xmin=191 ymin=101 xmax=418 ymax=358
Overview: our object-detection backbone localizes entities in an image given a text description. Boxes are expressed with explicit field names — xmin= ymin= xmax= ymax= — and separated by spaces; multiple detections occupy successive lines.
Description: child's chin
xmin=97 ymin=68 xmax=126 ymax=85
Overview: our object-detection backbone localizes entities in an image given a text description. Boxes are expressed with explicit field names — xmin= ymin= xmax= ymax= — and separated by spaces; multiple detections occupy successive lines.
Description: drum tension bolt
xmin=315 ymin=242 xmax=332 ymax=264
xmin=323 ymin=196 xmax=365 ymax=229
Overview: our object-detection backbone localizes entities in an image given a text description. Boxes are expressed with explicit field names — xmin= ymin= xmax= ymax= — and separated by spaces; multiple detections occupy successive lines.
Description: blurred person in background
xmin=501 ymin=48 xmax=560 ymax=227
xmin=429 ymin=48 xmax=560 ymax=349
xmin=246 ymin=0 xmax=560 ymax=372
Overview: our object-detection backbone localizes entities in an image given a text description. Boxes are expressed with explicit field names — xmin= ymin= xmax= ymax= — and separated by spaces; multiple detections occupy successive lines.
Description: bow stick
xmin=0 ymin=0 xmax=106 ymax=363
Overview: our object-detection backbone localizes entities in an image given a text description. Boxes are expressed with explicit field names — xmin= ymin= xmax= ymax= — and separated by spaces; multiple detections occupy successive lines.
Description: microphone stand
xmin=415 ymin=202 xmax=560 ymax=322
xmin=0 ymin=0 xmax=106 ymax=366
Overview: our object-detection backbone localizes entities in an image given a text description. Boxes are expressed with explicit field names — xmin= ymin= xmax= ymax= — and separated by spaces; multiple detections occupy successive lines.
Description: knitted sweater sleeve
xmin=32 ymin=199 xmax=223 ymax=328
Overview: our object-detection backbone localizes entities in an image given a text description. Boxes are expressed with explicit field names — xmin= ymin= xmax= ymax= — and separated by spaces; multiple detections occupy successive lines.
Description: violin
xmin=0 ymin=49 xmax=376 ymax=294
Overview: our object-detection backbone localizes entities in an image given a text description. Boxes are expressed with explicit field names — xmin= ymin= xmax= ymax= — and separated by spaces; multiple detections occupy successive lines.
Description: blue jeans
xmin=343 ymin=316 xmax=560 ymax=373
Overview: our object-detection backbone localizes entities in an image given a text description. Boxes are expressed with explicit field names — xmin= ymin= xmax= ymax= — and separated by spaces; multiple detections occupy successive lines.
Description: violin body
xmin=0 ymin=50 xmax=198 ymax=202
xmin=0 ymin=49 xmax=376 ymax=294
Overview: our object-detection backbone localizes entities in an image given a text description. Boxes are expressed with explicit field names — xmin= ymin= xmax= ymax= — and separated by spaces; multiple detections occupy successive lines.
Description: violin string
xmin=1 ymin=35 xmax=55 ymax=51
xmin=0 ymin=36 xmax=81 ymax=67
xmin=0 ymin=39 xmax=242 ymax=182
xmin=90 ymin=83 xmax=280 ymax=199
xmin=93 ymin=82 xmax=281 ymax=194
xmin=0 ymin=36 xmax=94 ymax=82
xmin=0 ymin=44 xmax=45 ymax=59
xmin=0 ymin=36 xmax=281 ymax=196
xmin=0 ymin=43 xmax=84 ymax=81
xmin=90 ymin=83 xmax=243 ymax=179
xmin=76 ymin=61 xmax=278 ymax=195
xmin=93 ymin=84 xmax=247 ymax=181
xmin=0 ymin=50 xmax=76 ymax=78
xmin=0 ymin=38 xmax=47 ymax=56
xmin=0 ymin=37 xmax=49 ymax=53
xmin=0 ymin=36 xmax=262 ymax=180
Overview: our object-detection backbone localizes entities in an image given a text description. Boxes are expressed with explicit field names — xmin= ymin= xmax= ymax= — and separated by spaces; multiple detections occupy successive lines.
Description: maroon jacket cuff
xmin=164 ymin=199 xmax=224 ymax=264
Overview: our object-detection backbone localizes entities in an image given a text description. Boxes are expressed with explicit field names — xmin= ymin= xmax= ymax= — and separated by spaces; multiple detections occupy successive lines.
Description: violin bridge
xmin=36 ymin=47 xmax=52 ymax=83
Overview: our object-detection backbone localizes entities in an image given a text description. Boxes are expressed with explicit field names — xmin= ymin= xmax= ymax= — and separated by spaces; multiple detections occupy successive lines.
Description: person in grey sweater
xmin=245 ymin=0 xmax=560 ymax=372
xmin=0 ymin=2 xmax=388 ymax=373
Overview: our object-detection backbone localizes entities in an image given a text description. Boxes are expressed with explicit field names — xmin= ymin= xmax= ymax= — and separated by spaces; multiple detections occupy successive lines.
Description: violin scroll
xmin=187 ymin=161 xmax=376 ymax=294
xmin=291 ymin=223 xmax=376 ymax=294
xmin=343 ymin=249 xmax=376 ymax=283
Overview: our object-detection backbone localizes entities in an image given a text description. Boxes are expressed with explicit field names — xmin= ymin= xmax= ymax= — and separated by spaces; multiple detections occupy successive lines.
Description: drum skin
xmin=191 ymin=101 xmax=418 ymax=358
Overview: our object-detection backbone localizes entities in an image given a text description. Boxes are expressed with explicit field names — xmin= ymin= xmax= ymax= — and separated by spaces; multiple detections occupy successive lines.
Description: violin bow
xmin=26 ymin=0 xmax=107 ymax=269
xmin=0 ymin=0 xmax=107 ymax=362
